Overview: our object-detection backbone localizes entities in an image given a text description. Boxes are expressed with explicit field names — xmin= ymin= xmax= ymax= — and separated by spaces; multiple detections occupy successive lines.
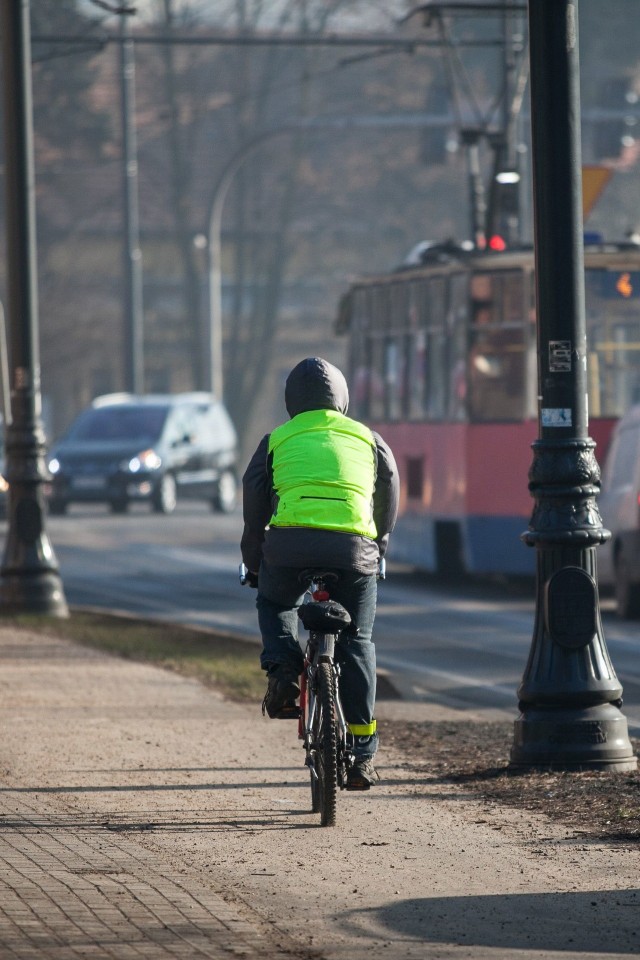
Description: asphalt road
xmin=13 ymin=502 xmax=640 ymax=732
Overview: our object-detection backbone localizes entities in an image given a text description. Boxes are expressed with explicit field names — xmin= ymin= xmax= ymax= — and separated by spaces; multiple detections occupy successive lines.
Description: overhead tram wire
xmin=31 ymin=31 xmax=508 ymax=50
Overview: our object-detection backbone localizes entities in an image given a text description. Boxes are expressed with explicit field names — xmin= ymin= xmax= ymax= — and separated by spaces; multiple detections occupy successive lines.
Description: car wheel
xmin=153 ymin=473 xmax=177 ymax=514
xmin=49 ymin=500 xmax=68 ymax=516
xmin=110 ymin=499 xmax=129 ymax=514
xmin=615 ymin=551 xmax=640 ymax=619
xmin=212 ymin=470 xmax=237 ymax=514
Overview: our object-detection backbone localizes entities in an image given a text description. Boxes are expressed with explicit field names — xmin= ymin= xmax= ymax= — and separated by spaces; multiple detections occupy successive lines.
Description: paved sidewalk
xmin=0 ymin=625 xmax=638 ymax=960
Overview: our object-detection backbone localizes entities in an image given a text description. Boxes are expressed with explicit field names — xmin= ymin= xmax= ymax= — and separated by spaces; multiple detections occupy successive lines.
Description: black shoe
xmin=262 ymin=672 xmax=300 ymax=719
xmin=346 ymin=758 xmax=379 ymax=791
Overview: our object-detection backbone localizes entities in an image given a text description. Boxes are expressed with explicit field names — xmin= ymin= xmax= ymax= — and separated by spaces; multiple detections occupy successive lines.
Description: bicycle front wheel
xmin=310 ymin=660 xmax=338 ymax=827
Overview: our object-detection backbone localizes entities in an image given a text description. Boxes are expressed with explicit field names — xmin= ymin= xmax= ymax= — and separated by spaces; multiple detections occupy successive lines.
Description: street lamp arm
xmin=206 ymin=125 xmax=301 ymax=400
xmin=206 ymin=113 xmax=460 ymax=398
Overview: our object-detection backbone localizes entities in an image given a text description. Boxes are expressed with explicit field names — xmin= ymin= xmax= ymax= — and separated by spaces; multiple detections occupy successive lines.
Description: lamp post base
xmin=0 ymin=571 xmax=69 ymax=618
xmin=510 ymin=703 xmax=637 ymax=771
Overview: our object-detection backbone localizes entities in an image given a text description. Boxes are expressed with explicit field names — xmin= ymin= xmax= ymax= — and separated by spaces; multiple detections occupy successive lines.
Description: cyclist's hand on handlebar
xmin=239 ymin=563 xmax=259 ymax=588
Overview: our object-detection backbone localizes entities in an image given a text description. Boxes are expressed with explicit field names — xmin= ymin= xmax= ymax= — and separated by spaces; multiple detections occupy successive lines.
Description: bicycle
xmin=240 ymin=559 xmax=385 ymax=828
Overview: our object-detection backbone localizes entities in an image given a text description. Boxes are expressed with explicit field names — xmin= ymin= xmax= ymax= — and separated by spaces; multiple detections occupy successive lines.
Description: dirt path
xmin=0 ymin=626 xmax=638 ymax=959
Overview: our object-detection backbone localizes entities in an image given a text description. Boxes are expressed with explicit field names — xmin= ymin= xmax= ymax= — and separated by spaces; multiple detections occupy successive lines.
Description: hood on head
xmin=284 ymin=357 xmax=349 ymax=418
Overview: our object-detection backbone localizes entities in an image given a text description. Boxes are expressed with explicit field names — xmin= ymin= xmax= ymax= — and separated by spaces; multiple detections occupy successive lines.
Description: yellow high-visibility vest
xmin=268 ymin=409 xmax=377 ymax=538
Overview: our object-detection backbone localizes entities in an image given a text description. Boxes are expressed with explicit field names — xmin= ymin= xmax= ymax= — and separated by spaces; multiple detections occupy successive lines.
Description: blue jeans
xmin=256 ymin=561 xmax=379 ymax=759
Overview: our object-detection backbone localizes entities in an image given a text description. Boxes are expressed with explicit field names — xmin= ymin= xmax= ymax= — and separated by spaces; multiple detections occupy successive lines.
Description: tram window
xmin=408 ymin=329 xmax=428 ymax=420
xmin=349 ymin=288 xmax=374 ymax=420
xmin=406 ymin=281 xmax=427 ymax=421
xmin=425 ymin=277 xmax=447 ymax=419
xmin=351 ymin=338 xmax=373 ymax=421
xmin=585 ymin=269 xmax=640 ymax=416
xmin=390 ymin=283 xmax=409 ymax=332
xmin=372 ymin=285 xmax=389 ymax=333
xmin=525 ymin=275 xmax=538 ymax=419
xmin=384 ymin=337 xmax=405 ymax=421
xmin=408 ymin=282 xmax=421 ymax=329
xmin=468 ymin=272 xmax=526 ymax=422
xmin=447 ymin=273 xmax=468 ymax=422
xmin=503 ymin=271 xmax=525 ymax=323
xmin=426 ymin=329 xmax=448 ymax=419
xmin=368 ymin=335 xmax=385 ymax=421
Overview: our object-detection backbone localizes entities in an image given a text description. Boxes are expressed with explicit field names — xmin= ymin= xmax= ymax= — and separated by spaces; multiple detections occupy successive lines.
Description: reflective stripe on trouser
xmin=348 ymin=720 xmax=377 ymax=736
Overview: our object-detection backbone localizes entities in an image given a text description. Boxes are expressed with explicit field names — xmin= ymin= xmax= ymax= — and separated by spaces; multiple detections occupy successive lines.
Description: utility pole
xmin=0 ymin=0 xmax=68 ymax=617
xmin=120 ymin=11 xmax=144 ymax=394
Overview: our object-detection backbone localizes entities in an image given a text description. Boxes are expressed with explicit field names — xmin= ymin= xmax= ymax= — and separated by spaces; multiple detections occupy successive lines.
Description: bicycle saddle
xmin=298 ymin=568 xmax=340 ymax=588
xmin=298 ymin=599 xmax=351 ymax=633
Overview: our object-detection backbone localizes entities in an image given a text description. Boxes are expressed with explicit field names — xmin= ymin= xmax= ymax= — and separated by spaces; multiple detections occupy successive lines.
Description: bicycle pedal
xmin=274 ymin=703 xmax=301 ymax=720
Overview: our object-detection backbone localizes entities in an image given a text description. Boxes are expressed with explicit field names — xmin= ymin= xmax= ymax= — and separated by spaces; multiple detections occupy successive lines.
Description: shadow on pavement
xmin=339 ymin=889 xmax=640 ymax=953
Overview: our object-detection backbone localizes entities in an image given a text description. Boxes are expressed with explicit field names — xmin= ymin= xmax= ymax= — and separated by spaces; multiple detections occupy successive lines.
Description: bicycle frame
xmin=240 ymin=557 xmax=385 ymax=825
xmin=300 ymin=644 xmax=351 ymax=787
xmin=298 ymin=574 xmax=353 ymax=794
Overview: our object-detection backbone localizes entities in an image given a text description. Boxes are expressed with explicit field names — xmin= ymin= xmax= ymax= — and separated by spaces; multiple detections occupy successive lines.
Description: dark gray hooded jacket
xmin=241 ymin=357 xmax=399 ymax=575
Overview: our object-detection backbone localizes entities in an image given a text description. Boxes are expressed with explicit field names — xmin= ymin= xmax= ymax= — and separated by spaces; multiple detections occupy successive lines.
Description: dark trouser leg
xmin=256 ymin=563 xmax=305 ymax=677
xmin=331 ymin=572 xmax=378 ymax=759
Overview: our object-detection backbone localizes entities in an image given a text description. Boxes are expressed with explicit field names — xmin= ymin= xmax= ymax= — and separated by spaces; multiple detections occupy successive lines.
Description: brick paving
xmin=0 ymin=628 xmax=316 ymax=960
xmin=0 ymin=790 xmax=300 ymax=959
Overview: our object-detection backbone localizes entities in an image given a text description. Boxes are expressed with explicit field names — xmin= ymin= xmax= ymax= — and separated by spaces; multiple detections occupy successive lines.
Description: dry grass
xmin=6 ymin=611 xmax=265 ymax=703
xmin=381 ymin=718 xmax=640 ymax=842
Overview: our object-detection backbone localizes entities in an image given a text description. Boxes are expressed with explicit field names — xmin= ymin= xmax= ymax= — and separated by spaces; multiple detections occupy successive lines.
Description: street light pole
xmin=0 ymin=0 xmax=68 ymax=617
xmin=120 ymin=11 xmax=144 ymax=395
xmin=510 ymin=0 xmax=635 ymax=770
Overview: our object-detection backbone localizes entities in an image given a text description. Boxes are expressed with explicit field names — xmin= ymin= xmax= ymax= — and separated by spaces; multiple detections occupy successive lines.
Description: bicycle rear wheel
xmin=310 ymin=661 xmax=338 ymax=827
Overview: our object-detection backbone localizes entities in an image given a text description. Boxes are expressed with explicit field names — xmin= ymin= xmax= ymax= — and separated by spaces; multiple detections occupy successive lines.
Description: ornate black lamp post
xmin=0 ymin=0 xmax=68 ymax=616
xmin=510 ymin=0 xmax=634 ymax=770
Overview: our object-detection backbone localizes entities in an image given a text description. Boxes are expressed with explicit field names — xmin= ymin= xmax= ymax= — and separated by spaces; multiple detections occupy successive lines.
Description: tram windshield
xmin=586 ymin=269 xmax=640 ymax=417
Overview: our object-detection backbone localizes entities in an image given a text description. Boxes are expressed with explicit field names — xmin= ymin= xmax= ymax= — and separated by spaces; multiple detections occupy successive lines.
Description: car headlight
xmin=48 ymin=457 xmax=61 ymax=475
xmin=125 ymin=449 xmax=162 ymax=473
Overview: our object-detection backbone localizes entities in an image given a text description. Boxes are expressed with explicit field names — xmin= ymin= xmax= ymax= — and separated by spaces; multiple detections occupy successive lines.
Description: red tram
xmin=336 ymin=240 xmax=640 ymax=576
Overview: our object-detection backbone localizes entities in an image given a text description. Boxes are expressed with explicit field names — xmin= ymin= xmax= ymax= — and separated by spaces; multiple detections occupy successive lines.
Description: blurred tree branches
xmin=8 ymin=0 xmax=640 ymax=452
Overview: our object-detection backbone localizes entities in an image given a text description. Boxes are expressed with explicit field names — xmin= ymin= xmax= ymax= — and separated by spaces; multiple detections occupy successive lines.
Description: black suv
xmin=46 ymin=393 xmax=238 ymax=515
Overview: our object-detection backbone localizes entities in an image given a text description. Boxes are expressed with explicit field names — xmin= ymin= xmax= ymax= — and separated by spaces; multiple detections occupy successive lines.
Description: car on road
xmin=46 ymin=392 xmax=238 ymax=516
xmin=598 ymin=404 xmax=640 ymax=618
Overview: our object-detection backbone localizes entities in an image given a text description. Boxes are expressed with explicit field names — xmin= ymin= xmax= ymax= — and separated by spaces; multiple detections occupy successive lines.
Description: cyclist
xmin=241 ymin=357 xmax=399 ymax=789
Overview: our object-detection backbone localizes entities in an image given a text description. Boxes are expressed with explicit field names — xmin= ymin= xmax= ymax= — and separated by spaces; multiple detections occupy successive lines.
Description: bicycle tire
xmin=310 ymin=660 xmax=338 ymax=827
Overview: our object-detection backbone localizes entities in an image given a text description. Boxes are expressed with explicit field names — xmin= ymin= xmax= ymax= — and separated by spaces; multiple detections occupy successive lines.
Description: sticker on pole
xmin=541 ymin=408 xmax=572 ymax=427
xmin=549 ymin=340 xmax=572 ymax=372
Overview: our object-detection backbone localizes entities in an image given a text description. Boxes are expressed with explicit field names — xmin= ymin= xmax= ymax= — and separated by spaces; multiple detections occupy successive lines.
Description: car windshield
xmin=65 ymin=406 xmax=169 ymax=444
